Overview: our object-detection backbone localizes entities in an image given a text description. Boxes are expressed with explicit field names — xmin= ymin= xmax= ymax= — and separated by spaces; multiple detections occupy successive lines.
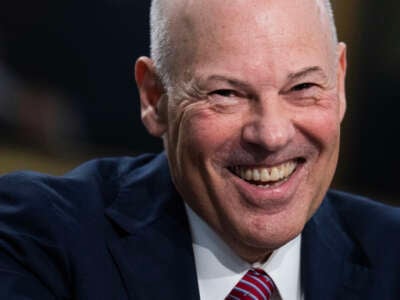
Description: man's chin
xmin=225 ymin=219 xmax=303 ymax=262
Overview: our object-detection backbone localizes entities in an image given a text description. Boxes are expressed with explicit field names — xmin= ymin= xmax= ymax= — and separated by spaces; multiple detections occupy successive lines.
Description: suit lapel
xmin=104 ymin=154 xmax=200 ymax=300
xmin=301 ymin=196 xmax=374 ymax=300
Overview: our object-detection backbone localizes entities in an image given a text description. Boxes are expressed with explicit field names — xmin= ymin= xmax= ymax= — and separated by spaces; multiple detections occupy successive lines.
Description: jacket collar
xmin=301 ymin=194 xmax=374 ymax=300
xmin=104 ymin=153 xmax=200 ymax=300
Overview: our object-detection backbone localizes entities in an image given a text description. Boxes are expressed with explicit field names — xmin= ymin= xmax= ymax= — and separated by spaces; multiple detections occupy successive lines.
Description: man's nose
xmin=241 ymin=99 xmax=295 ymax=152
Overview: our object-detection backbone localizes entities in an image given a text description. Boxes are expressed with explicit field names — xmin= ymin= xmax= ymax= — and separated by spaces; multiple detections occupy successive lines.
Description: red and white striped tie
xmin=225 ymin=268 xmax=276 ymax=300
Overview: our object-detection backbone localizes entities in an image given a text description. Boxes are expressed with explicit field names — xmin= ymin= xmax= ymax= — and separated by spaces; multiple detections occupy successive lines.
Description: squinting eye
xmin=291 ymin=83 xmax=315 ymax=91
xmin=211 ymin=89 xmax=237 ymax=97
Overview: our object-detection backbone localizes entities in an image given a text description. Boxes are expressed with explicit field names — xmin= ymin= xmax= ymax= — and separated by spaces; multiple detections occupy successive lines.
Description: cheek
xmin=177 ymin=107 xmax=242 ymax=156
xmin=293 ymin=102 xmax=342 ymax=151
xmin=295 ymin=103 xmax=341 ymax=199
xmin=167 ymin=106 xmax=242 ymax=212
xmin=166 ymin=104 xmax=235 ymax=186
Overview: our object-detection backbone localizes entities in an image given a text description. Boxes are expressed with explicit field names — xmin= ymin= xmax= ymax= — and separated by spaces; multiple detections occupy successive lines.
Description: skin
xmin=135 ymin=0 xmax=347 ymax=263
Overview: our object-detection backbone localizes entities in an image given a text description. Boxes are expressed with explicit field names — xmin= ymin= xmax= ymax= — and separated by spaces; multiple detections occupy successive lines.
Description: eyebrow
xmin=201 ymin=75 xmax=252 ymax=91
xmin=287 ymin=66 xmax=328 ymax=82
xmin=199 ymin=66 xmax=328 ymax=89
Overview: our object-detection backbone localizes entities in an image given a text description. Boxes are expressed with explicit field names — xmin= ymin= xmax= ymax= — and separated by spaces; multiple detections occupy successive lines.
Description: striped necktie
xmin=225 ymin=268 xmax=276 ymax=300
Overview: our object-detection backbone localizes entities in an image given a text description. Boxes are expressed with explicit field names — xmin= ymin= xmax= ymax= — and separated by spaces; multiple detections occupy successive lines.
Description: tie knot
xmin=226 ymin=268 xmax=275 ymax=300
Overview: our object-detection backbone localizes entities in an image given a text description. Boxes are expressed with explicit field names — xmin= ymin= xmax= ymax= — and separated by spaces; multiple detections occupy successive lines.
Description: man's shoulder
xmin=0 ymin=153 xmax=163 ymax=225
xmin=324 ymin=189 xmax=400 ymax=256
xmin=303 ymin=189 xmax=400 ymax=285
xmin=0 ymin=153 xmax=167 ymax=298
xmin=326 ymin=189 xmax=400 ymax=226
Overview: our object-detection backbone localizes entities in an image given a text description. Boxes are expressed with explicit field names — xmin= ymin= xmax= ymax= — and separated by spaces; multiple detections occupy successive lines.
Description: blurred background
xmin=0 ymin=0 xmax=398 ymax=205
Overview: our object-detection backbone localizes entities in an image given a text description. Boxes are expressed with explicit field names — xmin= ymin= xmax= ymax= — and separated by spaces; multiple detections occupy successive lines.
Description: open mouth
xmin=228 ymin=159 xmax=303 ymax=188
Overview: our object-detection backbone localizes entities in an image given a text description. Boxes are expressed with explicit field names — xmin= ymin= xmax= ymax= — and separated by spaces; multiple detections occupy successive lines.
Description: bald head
xmin=150 ymin=0 xmax=339 ymax=88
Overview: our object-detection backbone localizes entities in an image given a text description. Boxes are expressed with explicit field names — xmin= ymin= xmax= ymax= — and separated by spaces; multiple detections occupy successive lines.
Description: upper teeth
xmin=232 ymin=161 xmax=297 ymax=183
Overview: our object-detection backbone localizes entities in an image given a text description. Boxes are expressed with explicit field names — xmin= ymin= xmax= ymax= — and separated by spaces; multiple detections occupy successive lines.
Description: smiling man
xmin=137 ymin=0 xmax=346 ymax=264
xmin=0 ymin=0 xmax=400 ymax=299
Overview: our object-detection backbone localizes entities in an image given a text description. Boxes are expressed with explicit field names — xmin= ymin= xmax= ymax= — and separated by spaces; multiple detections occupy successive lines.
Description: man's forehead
xmin=162 ymin=0 xmax=327 ymax=19
xmin=161 ymin=0 xmax=330 ymax=44
xmin=152 ymin=0 xmax=335 ymax=84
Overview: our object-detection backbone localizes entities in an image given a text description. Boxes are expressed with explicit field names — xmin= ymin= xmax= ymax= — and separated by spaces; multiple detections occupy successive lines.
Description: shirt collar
xmin=185 ymin=203 xmax=302 ymax=300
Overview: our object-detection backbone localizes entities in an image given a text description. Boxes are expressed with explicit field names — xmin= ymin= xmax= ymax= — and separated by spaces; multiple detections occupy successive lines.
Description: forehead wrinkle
xmin=287 ymin=66 xmax=328 ymax=82
xmin=200 ymin=75 xmax=254 ymax=92
xmin=170 ymin=76 xmax=208 ymax=103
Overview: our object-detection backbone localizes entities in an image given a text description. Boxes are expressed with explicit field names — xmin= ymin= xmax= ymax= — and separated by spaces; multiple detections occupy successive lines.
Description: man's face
xmin=153 ymin=0 xmax=346 ymax=261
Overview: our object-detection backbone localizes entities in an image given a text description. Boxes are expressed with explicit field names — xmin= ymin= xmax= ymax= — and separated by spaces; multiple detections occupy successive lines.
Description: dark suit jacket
xmin=0 ymin=153 xmax=399 ymax=299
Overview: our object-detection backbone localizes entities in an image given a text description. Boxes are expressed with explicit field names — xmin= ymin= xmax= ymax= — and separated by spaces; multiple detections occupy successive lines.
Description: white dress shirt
xmin=185 ymin=204 xmax=303 ymax=300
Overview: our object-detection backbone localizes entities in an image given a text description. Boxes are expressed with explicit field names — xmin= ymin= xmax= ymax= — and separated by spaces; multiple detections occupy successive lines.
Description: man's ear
xmin=336 ymin=42 xmax=347 ymax=122
xmin=135 ymin=56 xmax=167 ymax=137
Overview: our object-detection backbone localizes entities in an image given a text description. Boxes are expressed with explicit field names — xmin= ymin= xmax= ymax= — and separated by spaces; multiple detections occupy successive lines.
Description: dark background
xmin=0 ymin=0 xmax=398 ymax=205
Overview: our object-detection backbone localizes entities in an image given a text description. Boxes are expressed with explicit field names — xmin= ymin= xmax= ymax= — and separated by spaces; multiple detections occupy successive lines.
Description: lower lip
xmin=228 ymin=163 xmax=305 ymax=208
